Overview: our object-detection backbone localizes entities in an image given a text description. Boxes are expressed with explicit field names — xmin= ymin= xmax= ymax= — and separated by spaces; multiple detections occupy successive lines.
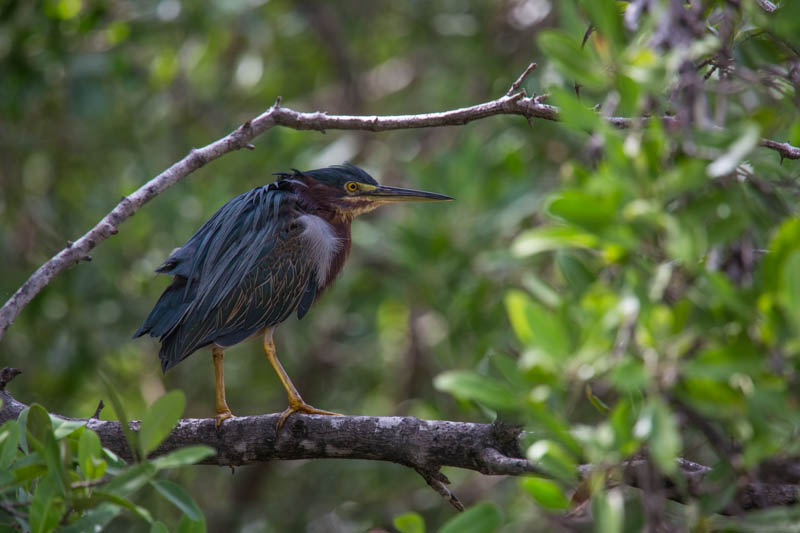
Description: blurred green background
xmin=5 ymin=0 xmax=800 ymax=531
xmin=1 ymin=1 xmax=561 ymax=530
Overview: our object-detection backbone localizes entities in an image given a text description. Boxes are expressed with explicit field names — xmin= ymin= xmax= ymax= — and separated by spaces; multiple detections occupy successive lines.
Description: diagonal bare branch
xmin=1 ymin=64 xmax=798 ymax=340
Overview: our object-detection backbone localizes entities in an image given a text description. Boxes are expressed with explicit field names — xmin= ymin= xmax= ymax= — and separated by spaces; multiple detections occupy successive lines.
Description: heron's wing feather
xmin=152 ymin=185 xmax=320 ymax=371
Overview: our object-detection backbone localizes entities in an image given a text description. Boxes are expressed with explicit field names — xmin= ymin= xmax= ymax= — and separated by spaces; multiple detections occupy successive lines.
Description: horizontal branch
xmin=1 ymin=62 xmax=797 ymax=340
xmin=1 ymin=383 xmax=798 ymax=514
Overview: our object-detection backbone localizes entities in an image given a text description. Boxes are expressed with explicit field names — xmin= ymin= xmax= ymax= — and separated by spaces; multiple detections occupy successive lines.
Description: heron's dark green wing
xmin=150 ymin=184 xmax=327 ymax=371
xmin=166 ymin=221 xmax=316 ymax=362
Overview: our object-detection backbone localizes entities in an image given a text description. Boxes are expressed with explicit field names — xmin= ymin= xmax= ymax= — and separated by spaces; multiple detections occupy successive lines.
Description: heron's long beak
xmin=365 ymin=185 xmax=453 ymax=203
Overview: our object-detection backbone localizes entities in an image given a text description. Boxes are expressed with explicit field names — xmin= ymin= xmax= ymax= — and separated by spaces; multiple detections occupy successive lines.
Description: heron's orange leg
xmin=262 ymin=330 xmax=342 ymax=431
xmin=212 ymin=347 xmax=234 ymax=426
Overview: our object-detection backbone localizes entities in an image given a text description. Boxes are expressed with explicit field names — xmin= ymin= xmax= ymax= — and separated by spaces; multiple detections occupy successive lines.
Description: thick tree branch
xmin=1 ymin=383 xmax=798 ymax=514
xmin=1 ymin=63 xmax=798 ymax=340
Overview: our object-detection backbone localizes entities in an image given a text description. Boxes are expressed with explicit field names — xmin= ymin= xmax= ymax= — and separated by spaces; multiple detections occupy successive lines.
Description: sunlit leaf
xmin=579 ymin=0 xmax=624 ymax=50
xmin=393 ymin=511 xmax=425 ymax=533
xmin=649 ymin=400 xmax=681 ymax=475
xmin=706 ymin=123 xmax=760 ymax=177
xmin=592 ymin=488 xmax=624 ymax=533
xmin=51 ymin=418 xmax=85 ymax=440
xmin=526 ymin=440 xmax=579 ymax=483
xmin=538 ymin=31 xmax=607 ymax=89
xmin=511 ymin=225 xmax=599 ymax=257
xmin=505 ymin=290 xmax=570 ymax=358
xmin=520 ymin=477 xmax=570 ymax=510
xmin=434 ymin=371 xmax=518 ymax=410
xmin=547 ymin=190 xmax=619 ymax=230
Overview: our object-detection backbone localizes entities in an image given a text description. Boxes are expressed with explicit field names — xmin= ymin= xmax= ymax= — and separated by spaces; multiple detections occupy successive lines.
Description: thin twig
xmin=506 ymin=62 xmax=537 ymax=96
xmin=91 ymin=400 xmax=105 ymax=420
xmin=415 ymin=468 xmax=465 ymax=512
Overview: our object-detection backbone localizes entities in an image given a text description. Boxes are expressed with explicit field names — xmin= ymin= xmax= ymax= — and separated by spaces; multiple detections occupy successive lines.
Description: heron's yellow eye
xmin=345 ymin=182 xmax=359 ymax=193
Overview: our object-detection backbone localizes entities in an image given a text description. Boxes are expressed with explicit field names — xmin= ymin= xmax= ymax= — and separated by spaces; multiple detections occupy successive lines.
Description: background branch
xmin=1 ymin=63 xmax=797 ymax=341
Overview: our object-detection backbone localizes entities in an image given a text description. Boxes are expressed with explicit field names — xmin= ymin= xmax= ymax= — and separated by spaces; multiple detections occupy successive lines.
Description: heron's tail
xmin=133 ymin=276 xmax=195 ymax=372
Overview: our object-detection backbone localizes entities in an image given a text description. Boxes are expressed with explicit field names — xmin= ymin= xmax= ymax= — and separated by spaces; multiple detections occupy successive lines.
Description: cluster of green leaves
xmin=430 ymin=0 xmax=800 ymax=530
xmin=0 ymin=385 xmax=213 ymax=532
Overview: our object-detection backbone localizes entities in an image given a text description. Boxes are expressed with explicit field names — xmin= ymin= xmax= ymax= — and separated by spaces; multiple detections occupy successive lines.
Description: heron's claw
xmin=276 ymin=400 xmax=343 ymax=432
xmin=215 ymin=409 xmax=235 ymax=427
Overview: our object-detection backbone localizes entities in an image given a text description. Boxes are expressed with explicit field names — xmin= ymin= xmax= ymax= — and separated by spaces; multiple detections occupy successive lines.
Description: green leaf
xmin=519 ymin=477 xmax=570 ymax=510
xmin=526 ymin=440 xmax=579 ymax=483
xmin=151 ymin=479 xmax=204 ymax=521
xmin=585 ymin=385 xmax=610 ymax=413
xmin=78 ymin=428 xmax=105 ymax=480
xmin=547 ymin=189 xmax=619 ymax=231
xmin=780 ymin=250 xmax=800 ymax=330
xmin=177 ymin=514 xmax=206 ymax=533
xmin=434 ymin=371 xmax=518 ymax=410
xmin=103 ymin=462 xmax=157 ymax=497
xmin=0 ymin=420 xmax=21 ymax=470
xmin=139 ymin=390 xmax=185 ymax=457
xmin=649 ymin=400 xmax=681 ymax=475
xmin=25 ymin=404 xmax=53 ymax=454
xmin=394 ymin=511 xmax=426 ymax=533
xmin=550 ymin=87 xmax=604 ymax=132
xmin=490 ymin=353 xmax=530 ymax=390
xmin=706 ymin=123 xmax=760 ymax=177
xmin=505 ymin=290 xmax=570 ymax=358
xmin=23 ymin=404 xmax=67 ymax=494
xmin=42 ymin=424 xmax=67 ymax=494
xmin=511 ymin=225 xmax=599 ymax=257
xmin=101 ymin=371 xmax=139 ymax=462
xmin=538 ymin=31 xmax=607 ymax=89
xmin=592 ymin=488 xmax=624 ymax=533
xmin=579 ymin=0 xmax=624 ymax=49
xmin=439 ymin=502 xmax=502 ymax=533
xmin=30 ymin=473 xmax=65 ymax=533
xmin=556 ymin=251 xmax=594 ymax=295
xmin=151 ymin=445 xmax=216 ymax=470
xmin=151 ymin=521 xmax=169 ymax=533
xmin=60 ymin=504 xmax=121 ymax=533
xmin=90 ymin=490 xmax=154 ymax=523
xmin=16 ymin=406 xmax=30 ymax=453
xmin=51 ymin=418 xmax=85 ymax=440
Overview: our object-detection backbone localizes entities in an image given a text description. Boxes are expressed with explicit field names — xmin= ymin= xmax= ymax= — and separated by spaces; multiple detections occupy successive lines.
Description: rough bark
xmin=1 ymin=383 xmax=798 ymax=514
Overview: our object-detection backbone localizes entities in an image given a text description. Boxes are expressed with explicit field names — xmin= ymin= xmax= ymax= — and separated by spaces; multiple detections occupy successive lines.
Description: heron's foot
xmin=215 ymin=408 xmax=235 ymax=427
xmin=276 ymin=399 xmax=343 ymax=431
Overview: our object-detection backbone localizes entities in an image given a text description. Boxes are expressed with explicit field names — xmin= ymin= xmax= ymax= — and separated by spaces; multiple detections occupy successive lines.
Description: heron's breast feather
xmin=297 ymin=214 xmax=342 ymax=285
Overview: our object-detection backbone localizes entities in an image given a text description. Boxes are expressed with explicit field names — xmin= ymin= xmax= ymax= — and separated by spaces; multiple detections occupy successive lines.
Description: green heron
xmin=134 ymin=164 xmax=451 ymax=427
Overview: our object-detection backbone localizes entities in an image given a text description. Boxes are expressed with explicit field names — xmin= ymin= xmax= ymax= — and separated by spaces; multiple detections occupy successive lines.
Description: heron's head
xmin=277 ymin=164 xmax=452 ymax=220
